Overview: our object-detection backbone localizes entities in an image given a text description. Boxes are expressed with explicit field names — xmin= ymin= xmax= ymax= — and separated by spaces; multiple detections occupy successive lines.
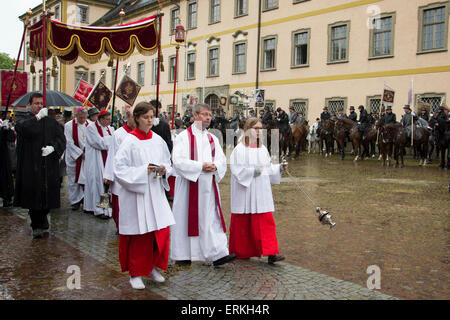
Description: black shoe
xmin=71 ymin=202 xmax=81 ymax=211
xmin=84 ymin=210 xmax=94 ymax=214
xmin=2 ymin=199 xmax=12 ymax=207
xmin=32 ymin=229 xmax=44 ymax=239
xmin=213 ymin=254 xmax=236 ymax=267
xmin=268 ymin=254 xmax=285 ymax=264
xmin=97 ymin=214 xmax=110 ymax=220
xmin=175 ymin=260 xmax=191 ymax=266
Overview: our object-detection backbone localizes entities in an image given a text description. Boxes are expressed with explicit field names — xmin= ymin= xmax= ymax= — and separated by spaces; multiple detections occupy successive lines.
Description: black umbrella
xmin=11 ymin=90 xmax=82 ymax=107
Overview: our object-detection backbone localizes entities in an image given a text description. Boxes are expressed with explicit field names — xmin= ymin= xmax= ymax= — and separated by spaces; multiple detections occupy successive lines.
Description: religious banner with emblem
xmin=1 ymin=70 xmax=28 ymax=106
xmin=73 ymin=79 xmax=94 ymax=107
xmin=115 ymin=75 xmax=141 ymax=106
xmin=382 ymin=88 xmax=395 ymax=106
xmin=87 ymin=81 xmax=112 ymax=110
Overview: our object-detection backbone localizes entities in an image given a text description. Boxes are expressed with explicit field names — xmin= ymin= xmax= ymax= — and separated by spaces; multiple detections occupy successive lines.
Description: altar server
xmin=83 ymin=109 xmax=114 ymax=218
xmin=104 ymin=106 xmax=135 ymax=231
xmin=114 ymin=102 xmax=174 ymax=289
xmin=229 ymin=118 xmax=286 ymax=264
xmin=171 ymin=103 xmax=236 ymax=266
xmin=64 ymin=107 xmax=88 ymax=210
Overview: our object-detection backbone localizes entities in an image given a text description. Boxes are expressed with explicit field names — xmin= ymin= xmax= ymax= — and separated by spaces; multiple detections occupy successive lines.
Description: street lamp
xmin=171 ymin=23 xmax=185 ymax=129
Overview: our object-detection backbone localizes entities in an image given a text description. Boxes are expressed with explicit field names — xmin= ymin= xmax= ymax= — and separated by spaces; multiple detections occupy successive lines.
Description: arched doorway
xmin=205 ymin=94 xmax=223 ymax=115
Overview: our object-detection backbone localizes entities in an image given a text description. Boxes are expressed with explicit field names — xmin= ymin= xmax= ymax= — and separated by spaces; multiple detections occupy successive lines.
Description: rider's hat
xmin=358 ymin=105 xmax=364 ymax=110
xmin=277 ymin=107 xmax=282 ymax=112
xmin=349 ymin=106 xmax=355 ymax=111
xmin=323 ymin=106 xmax=328 ymax=111
xmin=386 ymin=105 xmax=392 ymax=110
xmin=403 ymin=105 xmax=411 ymax=110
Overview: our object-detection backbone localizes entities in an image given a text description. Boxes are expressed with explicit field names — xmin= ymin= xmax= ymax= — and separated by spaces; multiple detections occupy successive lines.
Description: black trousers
xmin=29 ymin=209 xmax=49 ymax=230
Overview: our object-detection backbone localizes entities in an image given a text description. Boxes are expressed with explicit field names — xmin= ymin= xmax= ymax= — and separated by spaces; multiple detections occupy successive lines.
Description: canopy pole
xmin=171 ymin=45 xmax=179 ymax=130
xmin=111 ymin=58 xmax=119 ymax=120
xmin=156 ymin=13 xmax=163 ymax=117
xmin=3 ymin=11 xmax=31 ymax=119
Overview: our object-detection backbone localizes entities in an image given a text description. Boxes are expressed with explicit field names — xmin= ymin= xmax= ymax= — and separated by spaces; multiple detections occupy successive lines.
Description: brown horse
xmin=319 ymin=120 xmax=335 ymax=157
xmin=289 ymin=124 xmax=308 ymax=158
xmin=377 ymin=121 xmax=407 ymax=167
xmin=334 ymin=118 xmax=356 ymax=160
xmin=405 ymin=126 xmax=430 ymax=166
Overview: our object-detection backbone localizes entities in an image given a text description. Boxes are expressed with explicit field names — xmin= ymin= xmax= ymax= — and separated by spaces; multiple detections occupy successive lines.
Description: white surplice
xmin=230 ymin=143 xmax=281 ymax=214
xmin=83 ymin=121 xmax=114 ymax=216
xmin=114 ymin=132 xmax=175 ymax=235
xmin=170 ymin=125 xmax=228 ymax=262
xmin=64 ymin=119 xmax=88 ymax=205
xmin=103 ymin=126 xmax=130 ymax=195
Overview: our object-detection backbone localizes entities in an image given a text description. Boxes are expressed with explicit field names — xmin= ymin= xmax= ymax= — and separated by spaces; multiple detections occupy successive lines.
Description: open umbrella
xmin=11 ymin=90 xmax=82 ymax=107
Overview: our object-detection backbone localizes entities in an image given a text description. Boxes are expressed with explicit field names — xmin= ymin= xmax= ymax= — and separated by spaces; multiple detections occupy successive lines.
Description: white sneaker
xmin=150 ymin=268 xmax=165 ymax=283
xmin=129 ymin=276 xmax=145 ymax=289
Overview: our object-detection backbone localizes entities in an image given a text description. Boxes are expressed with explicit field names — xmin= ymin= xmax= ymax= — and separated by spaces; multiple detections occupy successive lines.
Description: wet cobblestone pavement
xmin=1 ymin=154 xmax=448 ymax=300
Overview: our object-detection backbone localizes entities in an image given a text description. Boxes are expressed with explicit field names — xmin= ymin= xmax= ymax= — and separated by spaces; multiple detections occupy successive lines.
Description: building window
xmin=152 ymin=59 xmax=158 ymax=85
xmin=53 ymin=72 xmax=58 ymax=91
xmin=370 ymin=14 xmax=395 ymax=58
xmin=208 ymin=47 xmax=219 ymax=77
xmin=416 ymin=93 xmax=446 ymax=113
xmin=418 ymin=3 xmax=448 ymax=53
xmin=32 ymin=76 xmax=36 ymax=91
xmin=26 ymin=44 xmax=30 ymax=65
xmin=39 ymin=74 xmax=43 ymax=91
xmin=137 ymin=62 xmax=145 ymax=86
xmin=367 ymin=95 xmax=382 ymax=114
xmin=328 ymin=22 xmax=350 ymax=63
xmin=292 ymin=29 xmax=310 ymax=67
xmin=325 ymin=97 xmax=347 ymax=114
xmin=187 ymin=1 xmax=197 ymax=29
xmin=169 ymin=55 xmax=178 ymax=82
xmin=54 ymin=5 xmax=60 ymax=21
xmin=263 ymin=0 xmax=278 ymax=11
xmin=76 ymin=5 xmax=89 ymax=24
xmin=261 ymin=36 xmax=277 ymax=71
xmin=46 ymin=74 xmax=50 ymax=89
xmin=111 ymin=67 xmax=117 ymax=88
xmin=186 ymin=52 xmax=196 ymax=80
xmin=235 ymin=0 xmax=248 ymax=17
xmin=89 ymin=71 xmax=95 ymax=85
xmin=75 ymin=71 xmax=87 ymax=85
xmin=210 ymin=0 xmax=221 ymax=24
xmin=205 ymin=94 xmax=220 ymax=114
xmin=265 ymin=100 xmax=275 ymax=111
xmin=290 ymin=99 xmax=308 ymax=117
xmin=233 ymin=42 xmax=247 ymax=74
xmin=170 ymin=7 xmax=180 ymax=35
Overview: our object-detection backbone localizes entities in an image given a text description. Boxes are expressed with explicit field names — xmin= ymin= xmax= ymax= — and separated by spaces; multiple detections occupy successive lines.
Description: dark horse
xmin=319 ymin=120 xmax=335 ymax=157
xmin=405 ymin=124 xmax=430 ymax=166
xmin=377 ymin=121 xmax=407 ymax=168
xmin=288 ymin=124 xmax=308 ymax=158
xmin=334 ymin=118 xmax=356 ymax=160
xmin=262 ymin=114 xmax=278 ymax=153
xmin=429 ymin=117 xmax=450 ymax=169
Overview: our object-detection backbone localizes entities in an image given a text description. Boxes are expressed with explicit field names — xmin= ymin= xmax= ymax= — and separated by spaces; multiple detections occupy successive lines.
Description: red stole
xmin=187 ymin=126 xmax=226 ymax=237
xmin=95 ymin=121 xmax=111 ymax=166
xmin=122 ymin=123 xmax=133 ymax=133
xmin=130 ymin=127 xmax=152 ymax=140
xmin=72 ymin=119 xmax=88 ymax=183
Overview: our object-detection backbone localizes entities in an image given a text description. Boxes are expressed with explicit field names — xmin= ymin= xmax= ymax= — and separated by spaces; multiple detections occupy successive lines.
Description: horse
xmin=334 ymin=118 xmax=356 ymax=160
xmin=289 ymin=124 xmax=308 ymax=158
xmin=377 ymin=121 xmax=407 ymax=167
xmin=262 ymin=114 xmax=278 ymax=153
xmin=403 ymin=124 xmax=430 ymax=166
xmin=429 ymin=117 xmax=450 ymax=169
xmin=307 ymin=123 xmax=320 ymax=153
xmin=319 ymin=120 xmax=335 ymax=157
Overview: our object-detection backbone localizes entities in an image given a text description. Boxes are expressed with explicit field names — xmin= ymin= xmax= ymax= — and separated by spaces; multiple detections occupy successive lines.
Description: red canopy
xmin=29 ymin=16 xmax=158 ymax=64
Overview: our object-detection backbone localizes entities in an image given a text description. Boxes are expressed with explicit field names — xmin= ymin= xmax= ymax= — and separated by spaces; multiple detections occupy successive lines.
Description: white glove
xmin=153 ymin=117 xmax=160 ymax=126
xmin=41 ymin=145 xmax=55 ymax=157
xmin=36 ymin=108 xmax=48 ymax=120
xmin=253 ymin=167 xmax=262 ymax=177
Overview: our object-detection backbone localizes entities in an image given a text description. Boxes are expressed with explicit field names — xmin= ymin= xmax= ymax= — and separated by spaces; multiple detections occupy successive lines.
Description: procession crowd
xmin=0 ymin=93 xmax=289 ymax=290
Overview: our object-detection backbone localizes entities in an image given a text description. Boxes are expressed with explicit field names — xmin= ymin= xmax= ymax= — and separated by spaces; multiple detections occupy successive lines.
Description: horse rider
xmin=229 ymin=110 xmax=240 ymax=124
xmin=261 ymin=106 xmax=273 ymax=125
xmin=182 ymin=109 xmax=192 ymax=128
xmin=348 ymin=106 xmax=358 ymax=122
xmin=288 ymin=106 xmax=298 ymax=125
xmin=330 ymin=112 xmax=338 ymax=122
xmin=337 ymin=107 xmax=347 ymax=119
xmin=296 ymin=112 xmax=307 ymax=125
xmin=401 ymin=104 xmax=420 ymax=141
xmin=357 ymin=105 xmax=371 ymax=139
xmin=381 ymin=106 xmax=396 ymax=124
xmin=276 ymin=107 xmax=291 ymax=137
xmin=317 ymin=106 xmax=331 ymax=137
xmin=419 ymin=107 xmax=430 ymax=122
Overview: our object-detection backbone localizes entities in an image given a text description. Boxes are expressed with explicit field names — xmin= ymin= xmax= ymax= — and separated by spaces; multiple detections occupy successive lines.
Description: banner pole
xmin=156 ymin=13 xmax=163 ymax=117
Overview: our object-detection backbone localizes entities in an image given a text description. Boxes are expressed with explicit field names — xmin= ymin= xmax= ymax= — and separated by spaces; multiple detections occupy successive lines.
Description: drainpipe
xmin=256 ymin=0 xmax=262 ymax=90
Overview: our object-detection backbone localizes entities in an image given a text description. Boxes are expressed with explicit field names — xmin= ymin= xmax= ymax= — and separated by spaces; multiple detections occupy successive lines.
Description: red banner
xmin=73 ymin=79 xmax=94 ymax=107
xmin=1 ymin=71 xmax=28 ymax=107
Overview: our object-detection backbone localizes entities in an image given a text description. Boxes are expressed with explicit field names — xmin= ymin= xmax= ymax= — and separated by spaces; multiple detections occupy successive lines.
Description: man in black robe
xmin=13 ymin=93 xmax=66 ymax=239
xmin=0 ymin=118 xmax=15 ymax=207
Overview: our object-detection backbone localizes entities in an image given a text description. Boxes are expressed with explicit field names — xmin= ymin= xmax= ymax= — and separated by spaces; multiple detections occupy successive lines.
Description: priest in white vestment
xmin=64 ymin=107 xmax=88 ymax=210
xmin=171 ymin=103 xmax=236 ymax=267
xmin=229 ymin=118 xmax=287 ymax=264
xmin=113 ymin=102 xmax=175 ymax=289
xmin=104 ymin=107 xmax=135 ymax=231
xmin=83 ymin=109 xmax=114 ymax=219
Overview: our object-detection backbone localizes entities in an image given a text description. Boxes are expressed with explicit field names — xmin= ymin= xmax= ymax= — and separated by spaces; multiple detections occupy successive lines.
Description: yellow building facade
xmin=21 ymin=0 xmax=450 ymax=122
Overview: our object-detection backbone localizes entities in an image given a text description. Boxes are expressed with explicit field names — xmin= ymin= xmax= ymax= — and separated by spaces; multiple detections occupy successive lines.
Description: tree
xmin=0 ymin=53 xmax=14 ymax=70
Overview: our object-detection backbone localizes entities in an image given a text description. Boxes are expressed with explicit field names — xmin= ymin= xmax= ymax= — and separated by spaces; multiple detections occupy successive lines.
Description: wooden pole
xmin=156 ymin=13 xmax=163 ymax=117
xmin=42 ymin=9 xmax=47 ymax=106
xmin=171 ymin=45 xmax=179 ymax=129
